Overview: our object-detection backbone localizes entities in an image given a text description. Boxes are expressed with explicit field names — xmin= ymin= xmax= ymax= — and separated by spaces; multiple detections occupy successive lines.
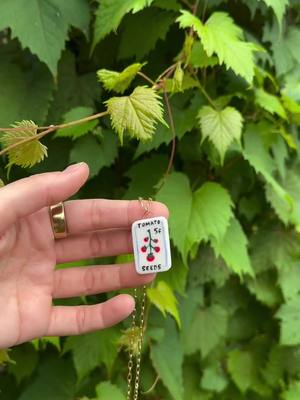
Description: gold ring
xmin=49 ymin=202 xmax=68 ymax=239
xmin=138 ymin=197 xmax=153 ymax=218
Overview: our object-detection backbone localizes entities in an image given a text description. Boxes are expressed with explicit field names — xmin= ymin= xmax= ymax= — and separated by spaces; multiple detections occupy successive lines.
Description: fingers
xmin=55 ymin=228 xmax=132 ymax=263
xmin=53 ymin=262 xmax=155 ymax=298
xmin=64 ymin=199 xmax=169 ymax=234
xmin=0 ymin=163 xmax=89 ymax=234
xmin=46 ymin=294 xmax=134 ymax=336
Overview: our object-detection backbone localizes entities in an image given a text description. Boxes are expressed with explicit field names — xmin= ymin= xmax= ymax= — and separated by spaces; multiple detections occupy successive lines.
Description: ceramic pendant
xmin=132 ymin=216 xmax=172 ymax=274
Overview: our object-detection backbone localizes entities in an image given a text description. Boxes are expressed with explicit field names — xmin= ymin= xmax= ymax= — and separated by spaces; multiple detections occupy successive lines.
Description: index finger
xmin=64 ymin=199 xmax=169 ymax=234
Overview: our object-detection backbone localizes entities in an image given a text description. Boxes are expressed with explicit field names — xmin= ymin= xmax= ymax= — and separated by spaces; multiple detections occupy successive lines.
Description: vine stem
xmin=137 ymin=71 xmax=155 ymax=86
xmin=0 ymin=110 xmax=109 ymax=157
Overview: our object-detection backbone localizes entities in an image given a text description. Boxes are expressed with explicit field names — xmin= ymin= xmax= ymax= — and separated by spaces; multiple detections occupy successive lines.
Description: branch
xmin=0 ymin=110 xmax=109 ymax=157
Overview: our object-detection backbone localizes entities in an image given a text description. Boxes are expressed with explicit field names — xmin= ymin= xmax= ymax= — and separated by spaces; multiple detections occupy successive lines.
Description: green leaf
xmin=135 ymin=92 xmax=203 ymax=157
xmin=124 ymin=154 xmax=167 ymax=199
xmin=276 ymin=295 xmax=300 ymax=346
xmin=63 ymin=328 xmax=119 ymax=381
xmin=262 ymin=0 xmax=289 ymax=28
xmin=189 ymin=41 xmax=219 ymax=68
xmin=201 ymin=365 xmax=228 ymax=393
xmin=18 ymin=355 xmax=76 ymax=400
xmin=0 ymin=120 xmax=47 ymax=172
xmin=282 ymin=381 xmax=300 ymax=400
xmin=266 ymin=167 xmax=300 ymax=227
xmin=0 ymin=0 xmax=90 ymax=74
xmin=246 ymin=271 xmax=282 ymax=307
xmin=227 ymin=349 xmax=258 ymax=393
xmin=151 ymin=318 xmax=184 ymax=400
xmin=55 ymin=107 xmax=97 ymax=140
xmin=156 ymin=172 xmax=192 ymax=256
xmin=157 ymin=255 xmax=188 ymax=295
xmin=278 ymin=264 xmax=300 ymax=301
xmin=69 ymin=131 xmax=118 ymax=178
xmin=8 ymin=344 xmax=38 ymax=384
xmin=105 ymin=86 xmax=166 ymax=143
xmin=118 ymin=8 xmax=174 ymax=60
xmin=255 ymin=88 xmax=287 ymax=119
xmin=186 ymin=304 xmax=228 ymax=358
xmin=198 ymin=105 xmax=243 ymax=163
xmin=0 ymin=61 xmax=53 ymax=127
xmin=0 ymin=349 xmax=14 ymax=365
xmin=177 ymin=10 xmax=256 ymax=82
xmin=97 ymin=63 xmax=144 ymax=94
xmin=92 ymin=0 xmax=154 ymax=49
xmin=187 ymin=182 xmax=233 ymax=254
xmin=243 ymin=124 xmax=291 ymax=208
xmin=211 ymin=217 xmax=254 ymax=276
xmin=147 ymin=281 xmax=181 ymax=327
xmin=95 ymin=382 xmax=125 ymax=400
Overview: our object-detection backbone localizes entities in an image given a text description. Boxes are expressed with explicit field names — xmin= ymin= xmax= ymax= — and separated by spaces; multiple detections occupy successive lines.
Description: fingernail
xmin=63 ymin=162 xmax=85 ymax=174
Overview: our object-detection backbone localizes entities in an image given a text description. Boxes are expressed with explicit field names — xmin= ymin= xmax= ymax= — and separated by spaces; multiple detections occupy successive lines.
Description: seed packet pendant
xmin=132 ymin=216 xmax=172 ymax=274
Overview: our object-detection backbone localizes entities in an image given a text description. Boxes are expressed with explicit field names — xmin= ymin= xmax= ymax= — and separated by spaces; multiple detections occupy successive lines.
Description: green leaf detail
xmin=227 ymin=349 xmax=258 ymax=393
xmin=201 ymin=365 xmax=228 ymax=393
xmin=147 ymin=281 xmax=181 ymax=327
xmin=255 ymin=88 xmax=287 ymax=119
xmin=69 ymin=131 xmax=118 ymax=178
xmin=118 ymin=8 xmax=174 ymax=60
xmin=211 ymin=218 xmax=254 ymax=276
xmin=95 ymin=382 xmax=125 ymax=400
xmin=151 ymin=319 xmax=184 ymax=400
xmin=282 ymin=381 xmax=300 ymax=400
xmin=92 ymin=0 xmax=154 ymax=49
xmin=0 ymin=120 xmax=47 ymax=172
xmin=97 ymin=63 xmax=145 ymax=94
xmin=262 ymin=0 xmax=289 ymax=28
xmin=177 ymin=10 xmax=256 ymax=82
xmin=186 ymin=304 xmax=228 ymax=358
xmin=198 ymin=105 xmax=244 ymax=163
xmin=55 ymin=107 xmax=98 ymax=140
xmin=187 ymin=182 xmax=233 ymax=253
xmin=276 ymin=295 xmax=300 ymax=345
xmin=105 ymin=86 xmax=166 ymax=143
xmin=63 ymin=329 xmax=119 ymax=381
xmin=156 ymin=172 xmax=192 ymax=256
xmin=0 ymin=0 xmax=90 ymax=74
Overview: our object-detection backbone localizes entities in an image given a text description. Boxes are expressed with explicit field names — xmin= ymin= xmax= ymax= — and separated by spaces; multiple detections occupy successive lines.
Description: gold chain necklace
xmin=126 ymin=285 xmax=147 ymax=400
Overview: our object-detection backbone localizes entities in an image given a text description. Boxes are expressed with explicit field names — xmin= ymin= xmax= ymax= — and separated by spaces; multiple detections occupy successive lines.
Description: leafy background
xmin=1 ymin=0 xmax=300 ymax=399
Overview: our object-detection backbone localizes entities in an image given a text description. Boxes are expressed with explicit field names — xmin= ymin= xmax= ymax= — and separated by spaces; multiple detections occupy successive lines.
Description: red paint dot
xmin=153 ymin=239 xmax=158 ymax=243
xmin=154 ymin=246 xmax=160 ymax=253
xmin=144 ymin=237 xmax=149 ymax=242
xmin=147 ymin=254 xmax=155 ymax=262
xmin=141 ymin=246 xmax=147 ymax=253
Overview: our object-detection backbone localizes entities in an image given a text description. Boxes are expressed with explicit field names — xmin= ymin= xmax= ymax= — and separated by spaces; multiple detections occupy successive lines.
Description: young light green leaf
xmin=97 ymin=63 xmax=144 ymax=94
xmin=147 ymin=281 xmax=181 ymax=327
xmin=282 ymin=381 xmax=300 ymax=400
xmin=211 ymin=217 xmax=254 ymax=276
xmin=0 ymin=120 xmax=47 ymax=172
xmin=201 ymin=365 xmax=228 ymax=393
xmin=198 ymin=105 xmax=243 ymax=163
xmin=0 ymin=179 xmax=4 ymax=188
xmin=0 ymin=0 xmax=90 ymax=74
xmin=189 ymin=41 xmax=219 ymax=68
xmin=227 ymin=349 xmax=258 ymax=393
xmin=92 ymin=0 xmax=154 ymax=49
xmin=255 ymin=88 xmax=287 ymax=119
xmin=105 ymin=86 xmax=166 ymax=143
xmin=55 ymin=107 xmax=98 ymax=140
xmin=177 ymin=10 xmax=256 ymax=82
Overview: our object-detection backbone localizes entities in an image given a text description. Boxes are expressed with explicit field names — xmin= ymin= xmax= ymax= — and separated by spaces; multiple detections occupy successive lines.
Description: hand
xmin=0 ymin=162 xmax=168 ymax=349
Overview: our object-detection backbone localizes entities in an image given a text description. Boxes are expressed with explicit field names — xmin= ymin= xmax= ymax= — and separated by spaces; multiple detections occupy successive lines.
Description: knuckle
xmin=89 ymin=232 xmax=106 ymax=257
xmin=83 ymin=268 xmax=97 ymax=295
xmin=75 ymin=308 xmax=87 ymax=334
xmin=90 ymin=200 xmax=103 ymax=231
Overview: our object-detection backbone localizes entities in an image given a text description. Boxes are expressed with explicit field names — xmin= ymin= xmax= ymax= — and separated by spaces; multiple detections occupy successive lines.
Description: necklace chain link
xmin=126 ymin=285 xmax=147 ymax=400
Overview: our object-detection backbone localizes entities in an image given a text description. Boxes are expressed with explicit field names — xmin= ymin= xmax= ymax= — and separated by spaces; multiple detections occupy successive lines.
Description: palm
xmin=0 ymin=164 xmax=168 ymax=349
xmin=0 ymin=209 xmax=56 ymax=347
